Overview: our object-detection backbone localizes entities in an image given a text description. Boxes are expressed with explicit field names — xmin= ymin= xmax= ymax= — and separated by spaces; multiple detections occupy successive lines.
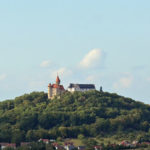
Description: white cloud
xmin=51 ymin=67 xmax=72 ymax=78
xmin=40 ymin=60 xmax=51 ymax=68
xmin=79 ymin=48 xmax=106 ymax=69
xmin=113 ymin=75 xmax=133 ymax=89
xmin=0 ymin=74 xmax=7 ymax=81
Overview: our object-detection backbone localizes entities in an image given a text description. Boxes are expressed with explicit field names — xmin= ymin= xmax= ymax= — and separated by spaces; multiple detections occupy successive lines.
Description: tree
xmin=83 ymin=138 xmax=98 ymax=150
xmin=11 ymin=129 xmax=25 ymax=146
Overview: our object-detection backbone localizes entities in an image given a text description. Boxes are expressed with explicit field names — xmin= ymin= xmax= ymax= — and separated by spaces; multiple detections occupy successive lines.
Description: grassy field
xmin=63 ymin=137 xmax=127 ymax=146
xmin=64 ymin=138 xmax=83 ymax=146
xmin=63 ymin=137 xmax=120 ymax=146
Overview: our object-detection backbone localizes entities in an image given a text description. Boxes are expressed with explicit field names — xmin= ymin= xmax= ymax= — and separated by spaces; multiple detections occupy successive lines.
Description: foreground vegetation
xmin=0 ymin=90 xmax=150 ymax=145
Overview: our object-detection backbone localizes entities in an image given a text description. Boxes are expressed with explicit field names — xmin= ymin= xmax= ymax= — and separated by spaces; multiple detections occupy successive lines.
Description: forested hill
xmin=0 ymin=90 xmax=150 ymax=143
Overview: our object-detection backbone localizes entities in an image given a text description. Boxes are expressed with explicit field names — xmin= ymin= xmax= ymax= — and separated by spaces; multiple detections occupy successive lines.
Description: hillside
xmin=0 ymin=90 xmax=150 ymax=144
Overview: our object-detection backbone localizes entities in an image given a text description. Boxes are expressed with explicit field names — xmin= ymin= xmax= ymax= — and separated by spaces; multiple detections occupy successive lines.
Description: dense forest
xmin=0 ymin=90 xmax=150 ymax=144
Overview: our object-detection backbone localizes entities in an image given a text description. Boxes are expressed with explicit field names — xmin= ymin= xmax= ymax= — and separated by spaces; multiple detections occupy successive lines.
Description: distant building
xmin=67 ymin=83 xmax=95 ymax=93
xmin=64 ymin=142 xmax=75 ymax=150
xmin=48 ymin=75 xmax=65 ymax=99
xmin=38 ymin=139 xmax=50 ymax=144
xmin=52 ymin=143 xmax=64 ymax=150
xmin=120 ymin=141 xmax=131 ymax=147
xmin=94 ymin=146 xmax=102 ymax=150
xmin=0 ymin=143 xmax=16 ymax=150
xmin=78 ymin=146 xmax=86 ymax=150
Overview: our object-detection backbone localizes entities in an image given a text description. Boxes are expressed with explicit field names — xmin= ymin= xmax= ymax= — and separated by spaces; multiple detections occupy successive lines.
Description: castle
xmin=48 ymin=76 xmax=96 ymax=99
xmin=48 ymin=75 xmax=65 ymax=99
xmin=68 ymin=83 xmax=95 ymax=93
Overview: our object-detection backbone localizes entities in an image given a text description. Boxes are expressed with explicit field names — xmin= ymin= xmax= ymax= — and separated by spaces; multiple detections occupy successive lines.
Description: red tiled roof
xmin=42 ymin=139 xmax=49 ymax=142
xmin=52 ymin=84 xmax=64 ymax=90
xmin=48 ymin=84 xmax=65 ymax=90
xmin=7 ymin=143 xmax=16 ymax=147
xmin=0 ymin=143 xmax=16 ymax=147
xmin=0 ymin=143 xmax=9 ymax=146
xmin=39 ymin=139 xmax=50 ymax=143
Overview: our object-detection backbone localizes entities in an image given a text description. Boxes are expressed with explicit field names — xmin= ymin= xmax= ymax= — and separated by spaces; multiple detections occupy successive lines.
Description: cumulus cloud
xmin=79 ymin=48 xmax=106 ymax=69
xmin=51 ymin=67 xmax=72 ymax=78
xmin=0 ymin=74 xmax=7 ymax=81
xmin=113 ymin=75 xmax=133 ymax=89
xmin=40 ymin=60 xmax=51 ymax=68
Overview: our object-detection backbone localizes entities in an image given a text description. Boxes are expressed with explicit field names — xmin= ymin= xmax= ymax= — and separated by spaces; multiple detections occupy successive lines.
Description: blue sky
xmin=0 ymin=0 xmax=150 ymax=103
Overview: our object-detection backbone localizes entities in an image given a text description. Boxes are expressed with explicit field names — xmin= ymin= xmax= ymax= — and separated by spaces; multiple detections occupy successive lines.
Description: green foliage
xmin=82 ymin=138 xmax=98 ymax=150
xmin=0 ymin=91 xmax=150 ymax=143
xmin=77 ymin=134 xmax=85 ymax=140
xmin=18 ymin=142 xmax=55 ymax=150
xmin=3 ymin=148 xmax=15 ymax=150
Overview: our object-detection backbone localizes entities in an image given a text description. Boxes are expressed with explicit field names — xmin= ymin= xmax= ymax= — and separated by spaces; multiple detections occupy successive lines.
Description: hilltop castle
xmin=48 ymin=75 xmax=65 ymax=99
xmin=48 ymin=76 xmax=96 ymax=99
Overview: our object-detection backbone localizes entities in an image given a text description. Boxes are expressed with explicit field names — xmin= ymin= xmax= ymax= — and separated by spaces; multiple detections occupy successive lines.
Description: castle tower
xmin=48 ymin=83 xmax=52 ymax=99
xmin=48 ymin=75 xmax=65 ymax=99
xmin=56 ymin=75 xmax=60 ymax=85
